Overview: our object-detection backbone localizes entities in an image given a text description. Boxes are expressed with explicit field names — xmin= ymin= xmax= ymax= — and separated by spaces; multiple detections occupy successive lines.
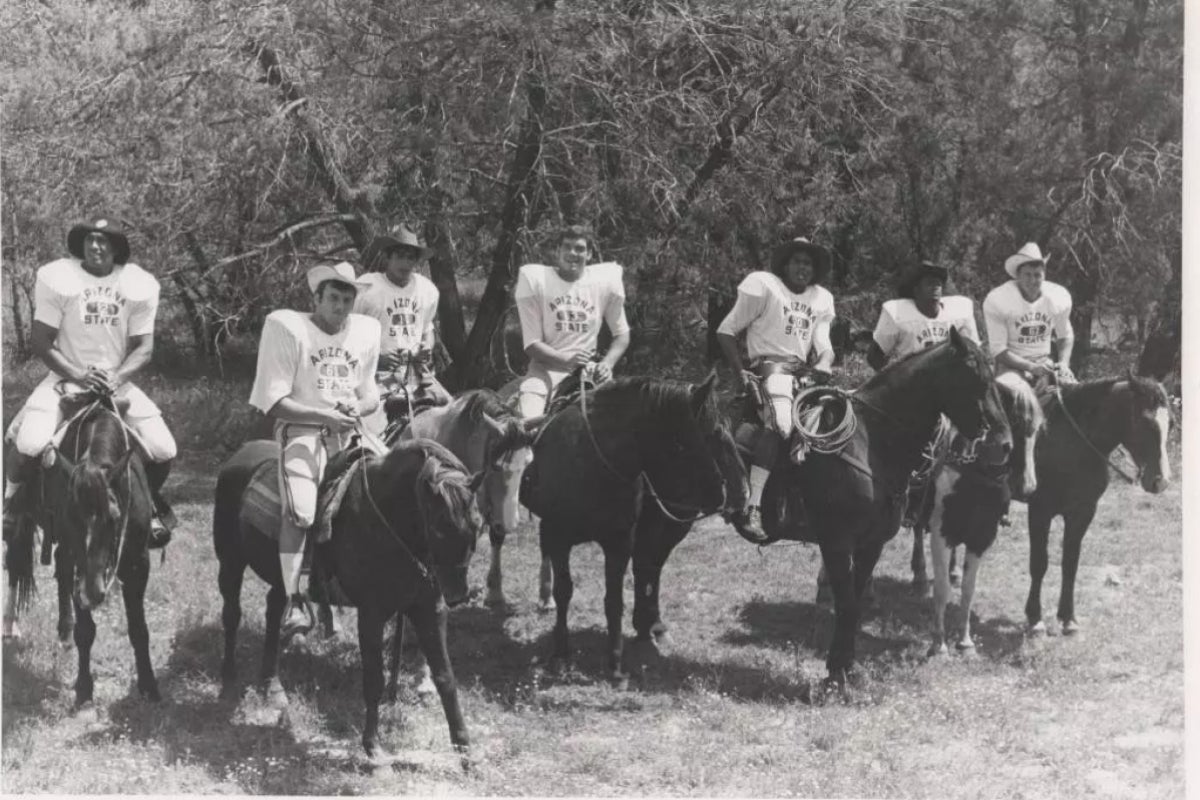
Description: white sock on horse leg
xmin=748 ymin=466 xmax=770 ymax=507
xmin=4 ymin=480 xmax=22 ymax=501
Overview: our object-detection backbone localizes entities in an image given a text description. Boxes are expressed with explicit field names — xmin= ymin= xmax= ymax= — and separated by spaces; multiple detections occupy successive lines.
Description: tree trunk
xmin=1138 ymin=237 xmax=1181 ymax=381
xmin=420 ymin=149 xmax=468 ymax=363
xmin=8 ymin=278 xmax=29 ymax=362
xmin=452 ymin=66 xmax=548 ymax=390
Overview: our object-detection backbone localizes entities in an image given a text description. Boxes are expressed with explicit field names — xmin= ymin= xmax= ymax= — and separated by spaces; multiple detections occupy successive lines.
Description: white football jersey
xmin=249 ymin=310 xmax=381 ymax=414
xmin=514 ymin=262 xmax=631 ymax=357
xmin=982 ymin=280 xmax=1073 ymax=362
xmin=353 ymin=271 xmax=440 ymax=354
xmin=872 ymin=295 xmax=980 ymax=361
xmin=33 ymin=258 xmax=160 ymax=371
xmin=716 ymin=271 xmax=835 ymax=361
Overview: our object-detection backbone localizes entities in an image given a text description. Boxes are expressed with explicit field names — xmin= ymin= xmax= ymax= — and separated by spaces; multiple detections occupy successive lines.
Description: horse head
xmin=413 ymin=443 xmax=484 ymax=606
xmin=994 ymin=372 xmax=1045 ymax=500
xmin=937 ymin=328 xmax=1013 ymax=457
xmin=474 ymin=405 xmax=544 ymax=538
xmin=62 ymin=411 xmax=135 ymax=611
xmin=1122 ymin=370 xmax=1172 ymax=494
xmin=635 ymin=372 xmax=727 ymax=519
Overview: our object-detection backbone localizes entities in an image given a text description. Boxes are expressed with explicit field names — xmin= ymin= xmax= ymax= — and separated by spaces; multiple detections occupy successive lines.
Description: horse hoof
xmin=926 ymin=642 xmax=948 ymax=658
xmin=1026 ymin=620 xmax=1047 ymax=637
xmin=911 ymin=578 xmax=931 ymax=597
xmin=264 ymin=680 xmax=289 ymax=709
xmin=538 ymin=598 xmax=557 ymax=613
xmin=955 ymin=640 xmax=977 ymax=654
xmin=1061 ymin=619 xmax=1081 ymax=636
xmin=219 ymin=682 xmax=242 ymax=702
xmin=141 ymin=684 xmax=162 ymax=702
xmin=364 ymin=745 xmax=396 ymax=770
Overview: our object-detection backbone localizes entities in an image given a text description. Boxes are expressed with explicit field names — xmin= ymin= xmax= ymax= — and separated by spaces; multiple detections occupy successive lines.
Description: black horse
xmin=1024 ymin=372 xmax=1172 ymax=635
xmin=784 ymin=328 xmax=1011 ymax=686
xmin=520 ymin=374 xmax=735 ymax=683
xmin=213 ymin=438 xmax=483 ymax=759
xmin=7 ymin=399 xmax=161 ymax=706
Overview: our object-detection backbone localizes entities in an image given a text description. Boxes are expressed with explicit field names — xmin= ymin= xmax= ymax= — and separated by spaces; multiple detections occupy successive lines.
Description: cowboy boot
xmin=281 ymin=593 xmax=314 ymax=644
xmin=732 ymin=505 xmax=769 ymax=544
xmin=144 ymin=459 xmax=177 ymax=549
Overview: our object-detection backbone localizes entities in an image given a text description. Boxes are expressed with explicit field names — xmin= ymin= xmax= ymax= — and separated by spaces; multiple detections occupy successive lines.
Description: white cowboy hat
xmin=1004 ymin=242 xmax=1049 ymax=279
xmin=306 ymin=261 xmax=359 ymax=294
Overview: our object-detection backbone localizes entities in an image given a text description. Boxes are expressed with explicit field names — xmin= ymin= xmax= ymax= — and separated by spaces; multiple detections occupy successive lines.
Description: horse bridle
xmin=1050 ymin=387 xmax=1139 ymax=485
xmin=577 ymin=381 xmax=727 ymax=524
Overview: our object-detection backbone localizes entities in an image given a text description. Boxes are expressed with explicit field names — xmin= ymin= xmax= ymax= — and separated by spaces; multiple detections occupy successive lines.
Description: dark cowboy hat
xmin=362 ymin=224 xmax=429 ymax=270
xmin=770 ymin=237 xmax=831 ymax=284
xmin=897 ymin=260 xmax=950 ymax=299
xmin=67 ymin=216 xmax=130 ymax=265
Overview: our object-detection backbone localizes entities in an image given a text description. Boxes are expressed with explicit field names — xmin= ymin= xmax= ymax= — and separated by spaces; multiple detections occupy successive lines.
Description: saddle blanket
xmin=238 ymin=451 xmax=366 ymax=543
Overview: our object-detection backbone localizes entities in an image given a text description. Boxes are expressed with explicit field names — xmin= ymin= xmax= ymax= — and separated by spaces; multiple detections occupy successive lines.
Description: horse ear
xmin=948 ymin=325 xmax=967 ymax=353
xmin=481 ymin=412 xmax=507 ymax=440
xmin=690 ymin=369 xmax=718 ymax=415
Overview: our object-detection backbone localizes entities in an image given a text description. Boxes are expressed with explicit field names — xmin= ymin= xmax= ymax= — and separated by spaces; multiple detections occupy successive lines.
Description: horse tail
xmin=5 ymin=513 xmax=38 ymax=614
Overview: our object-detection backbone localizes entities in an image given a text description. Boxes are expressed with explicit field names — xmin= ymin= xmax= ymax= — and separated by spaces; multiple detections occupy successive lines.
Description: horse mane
xmin=406 ymin=440 xmax=478 ymax=539
xmin=456 ymin=389 xmax=518 ymax=423
xmin=994 ymin=372 xmax=1044 ymax=437
xmin=597 ymin=376 xmax=720 ymax=431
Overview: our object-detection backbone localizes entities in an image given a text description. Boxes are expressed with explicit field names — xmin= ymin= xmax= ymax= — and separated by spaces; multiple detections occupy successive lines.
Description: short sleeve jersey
xmin=872 ymin=295 xmax=980 ymax=361
xmin=514 ymin=262 xmax=631 ymax=357
xmin=249 ymin=310 xmax=381 ymax=414
xmin=33 ymin=258 xmax=160 ymax=370
xmin=353 ymin=272 xmax=440 ymax=353
xmin=982 ymin=280 xmax=1073 ymax=361
xmin=716 ymin=272 xmax=835 ymax=361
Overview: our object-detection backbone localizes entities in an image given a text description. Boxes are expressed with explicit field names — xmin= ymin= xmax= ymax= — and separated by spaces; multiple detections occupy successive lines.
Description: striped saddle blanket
xmin=238 ymin=450 xmax=367 ymax=543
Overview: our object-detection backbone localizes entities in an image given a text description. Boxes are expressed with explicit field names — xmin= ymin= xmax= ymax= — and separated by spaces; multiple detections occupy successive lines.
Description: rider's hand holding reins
xmin=82 ymin=365 xmax=116 ymax=396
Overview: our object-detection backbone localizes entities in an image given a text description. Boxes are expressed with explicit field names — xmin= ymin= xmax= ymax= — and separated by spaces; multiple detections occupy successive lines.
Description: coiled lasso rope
xmin=789 ymin=386 xmax=858 ymax=463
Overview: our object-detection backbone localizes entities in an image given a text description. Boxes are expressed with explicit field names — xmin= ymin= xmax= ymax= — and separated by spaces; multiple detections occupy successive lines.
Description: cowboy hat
xmin=770 ymin=237 xmax=831 ymax=284
xmin=307 ymin=261 xmax=359 ymax=294
xmin=362 ymin=224 xmax=429 ymax=269
xmin=1004 ymin=242 xmax=1049 ymax=279
xmin=67 ymin=216 xmax=130 ymax=265
xmin=897 ymin=260 xmax=950 ymax=299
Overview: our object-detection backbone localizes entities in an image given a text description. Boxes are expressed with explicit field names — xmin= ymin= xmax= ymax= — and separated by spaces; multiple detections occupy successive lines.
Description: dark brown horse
xmin=213 ymin=438 xmax=483 ymax=759
xmin=1024 ymin=372 xmax=1172 ymax=635
xmin=520 ymin=374 xmax=736 ymax=683
xmin=785 ymin=328 xmax=1011 ymax=686
xmin=14 ymin=399 xmax=161 ymax=706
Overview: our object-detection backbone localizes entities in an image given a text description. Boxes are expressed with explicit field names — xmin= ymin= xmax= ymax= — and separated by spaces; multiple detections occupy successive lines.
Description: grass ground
xmin=0 ymin=431 xmax=1183 ymax=797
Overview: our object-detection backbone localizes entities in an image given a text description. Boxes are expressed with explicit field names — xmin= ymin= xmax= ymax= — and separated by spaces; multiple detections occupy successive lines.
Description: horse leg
xmin=1058 ymin=503 xmax=1098 ymax=635
xmin=396 ymin=615 xmax=435 ymax=699
xmin=949 ymin=546 xmax=962 ymax=588
xmin=632 ymin=519 xmax=687 ymax=648
xmin=910 ymin=521 xmax=930 ymax=595
xmin=957 ymin=550 xmax=982 ymax=652
xmin=384 ymin=613 xmax=403 ymax=703
xmin=928 ymin=527 xmax=951 ymax=657
xmin=538 ymin=554 xmax=556 ymax=613
xmin=601 ymin=541 xmax=632 ymax=684
xmin=819 ymin=547 xmax=859 ymax=686
xmin=218 ymin=552 xmax=245 ymax=700
xmin=262 ymin=585 xmax=288 ymax=707
xmin=55 ymin=544 xmax=75 ymax=645
xmin=357 ymin=606 xmax=389 ymax=760
xmin=544 ymin=530 xmax=574 ymax=668
xmin=815 ymin=563 xmax=832 ymax=606
xmin=120 ymin=552 xmax=160 ymax=701
xmin=408 ymin=601 xmax=470 ymax=750
xmin=73 ymin=602 xmax=97 ymax=707
xmin=1024 ymin=502 xmax=1054 ymax=634
xmin=485 ymin=527 xmax=507 ymax=608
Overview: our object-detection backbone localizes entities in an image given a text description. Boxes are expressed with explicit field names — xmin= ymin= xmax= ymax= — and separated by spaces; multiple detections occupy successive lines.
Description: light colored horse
xmin=925 ymin=372 xmax=1044 ymax=655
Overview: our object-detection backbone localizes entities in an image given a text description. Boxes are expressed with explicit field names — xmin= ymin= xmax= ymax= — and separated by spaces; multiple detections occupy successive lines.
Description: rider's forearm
xmin=525 ymin=342 xmax=571 ymax=371
xmin=601 ymin=331 xmax=630 ymax=369
xmin=716 ymin=332 xmax=745 ymax=376
xmin=266 ymin=396 xmax=338 ymax=427
xmin=1055 ymin=337 xmax=1074 ymax=368
xmin=32 ymin=337 xmax=88 ymax=383
xmin=996 ymin=350 xmax=1042 ymax=374
xmin=813 ymin=348 xmax=835 ymax=372
xmin=112 ymin=337 xmax=153 ymax=386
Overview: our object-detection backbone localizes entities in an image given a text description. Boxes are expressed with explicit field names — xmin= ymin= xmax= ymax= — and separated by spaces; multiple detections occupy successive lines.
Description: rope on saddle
xmin=789 ymin=386 xmax=857 ymax=464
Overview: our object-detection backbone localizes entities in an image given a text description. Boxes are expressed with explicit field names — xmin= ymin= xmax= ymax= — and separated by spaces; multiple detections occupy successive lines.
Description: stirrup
xmin=147 ymin=516 xmax=172 ymax=549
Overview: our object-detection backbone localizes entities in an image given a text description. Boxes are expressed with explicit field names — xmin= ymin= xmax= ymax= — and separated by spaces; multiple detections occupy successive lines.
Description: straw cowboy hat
xmin=306 ymin=261 xmax=359 ymax=294
xmin=770 ymin=237 xmax=831 ymax=284
xmin=67 ymin=216 xmax=131 ymax=265
xmin=897 ymin=260 xmax=950 ymax=299
xmin=1004 ymin=242 xmax=1049 ymax=279
xmin=362 ymin=224 xmax=430 ymax=270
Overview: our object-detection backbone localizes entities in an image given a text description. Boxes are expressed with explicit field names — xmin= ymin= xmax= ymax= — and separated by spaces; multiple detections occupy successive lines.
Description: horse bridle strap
xmin=354 ymin=441 xmax=433 ymax=583
xmin=576 ymin=382 xmax=724 ymax=525
xmin=1051 ymin=388 xmax=1138 ymax=484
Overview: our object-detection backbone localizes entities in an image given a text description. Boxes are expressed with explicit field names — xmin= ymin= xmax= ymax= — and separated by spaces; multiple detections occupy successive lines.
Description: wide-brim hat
xmin=1004 ymin=242 xmax=1048 ymax=279
xmin=362 ymin=224 xmax=430 ymax=270
xmin=770 ymin=237 xmax=831 ymax=283
xmin=897 ymin=260 xmax=950 ymax=299
xmin=67 ymin=216 xmax=130 ymax=265
xmin=307 ymin=261 xmax=359 ymax=294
